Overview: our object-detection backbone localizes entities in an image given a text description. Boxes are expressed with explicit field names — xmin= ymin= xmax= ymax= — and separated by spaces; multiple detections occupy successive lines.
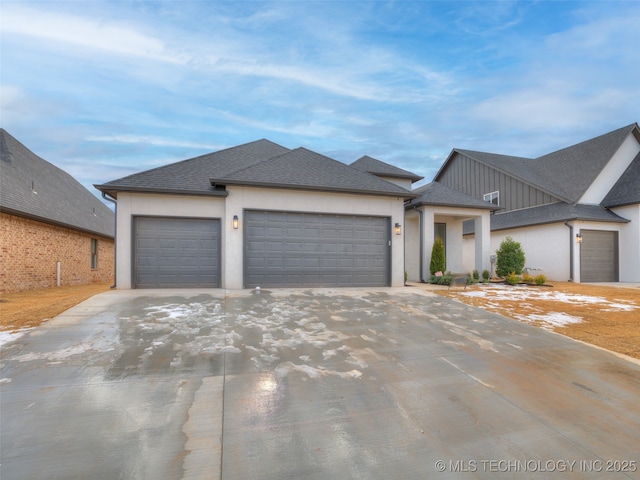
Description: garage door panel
xmin=134 ymin=217 xmax=220 ymax=288
xmin=245 ymin=211 xmax=390 ymax=288
xmin=580 ymin=230 xmax=618 ymax=282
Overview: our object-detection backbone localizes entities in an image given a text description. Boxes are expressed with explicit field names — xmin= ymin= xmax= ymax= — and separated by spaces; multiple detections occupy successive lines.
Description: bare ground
xmin=0 ymin=282 xmax=112 ymax=330
xmin=432 ymin=281 xmax=640 ymax=360
xmin=2 ymin=281 xmax=639 ymax=361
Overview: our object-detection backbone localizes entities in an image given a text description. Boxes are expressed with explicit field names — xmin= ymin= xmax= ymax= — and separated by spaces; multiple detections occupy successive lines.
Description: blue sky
xmin=1 ymin=1 xmax=639 ymax=198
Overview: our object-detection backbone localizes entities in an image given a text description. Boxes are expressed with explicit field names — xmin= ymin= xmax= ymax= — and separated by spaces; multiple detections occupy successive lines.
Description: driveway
xmin=1 ymin=288 xmax=639 ymax=479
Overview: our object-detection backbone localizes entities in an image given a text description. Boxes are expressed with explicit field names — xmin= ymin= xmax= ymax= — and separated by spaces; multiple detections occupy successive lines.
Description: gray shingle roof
xmin=532 ymin=123 xmax=638 ymax=202
xmin=350 ymin=155 xmax=423 ymax=182
xmin=95 ymin=139 xmax=291 ymax=197
xmin=489 ymin=202 xmax=629 ymax=232
xmin=406 ymin=181 xmax=501 ymax=210
xmin=601 ymin=151 xmax=640 ymax=208
xmin=437 ymin=123 xmax=640 ymax=204
xmin=210 ymin=147 xmax=415 ymax=197
xmin=0 ymin=129 xmax=114 ymax=238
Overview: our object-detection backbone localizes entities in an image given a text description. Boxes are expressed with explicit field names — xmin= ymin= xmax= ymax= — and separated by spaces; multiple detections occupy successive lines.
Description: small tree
xmin=496 ymin=236 xmax=526 ymax=277
xmin=429 ymin=238 xmax=446 ymax=275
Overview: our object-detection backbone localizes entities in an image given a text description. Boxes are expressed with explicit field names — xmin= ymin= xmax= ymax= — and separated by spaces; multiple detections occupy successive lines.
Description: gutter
xmin=102 ymin=192 xmax=117 ymax=289
xmin=563 ymin=220 xmax=574 ymax=282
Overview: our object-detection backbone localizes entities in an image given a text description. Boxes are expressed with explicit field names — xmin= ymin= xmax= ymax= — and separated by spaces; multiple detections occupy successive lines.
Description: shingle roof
xmin=0 ymin=129 xmax=114 ymax=238
xmin=601 ymin=151 xmax=640 ymax=208
xmin=406 ymin=181 xmax=501 ymax=210
xmin=489 ymin=202 xmax=629 ymax=232
xmin=436 ymin=123 xmax=640 ymax=204
xmin=210 ymin=147 xmax=415 ymax=197
xmin=532 ymin=123 xmax=638 ymax=202
xmin=350 ymin=155 xmax=423 ymax=182
xmin=95 ymin=139 xmax=291 ymax=197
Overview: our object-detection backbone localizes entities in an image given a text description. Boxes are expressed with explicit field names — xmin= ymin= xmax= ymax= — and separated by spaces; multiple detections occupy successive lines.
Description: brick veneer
xmin=0 ymin=212 xmax=114 ymax=293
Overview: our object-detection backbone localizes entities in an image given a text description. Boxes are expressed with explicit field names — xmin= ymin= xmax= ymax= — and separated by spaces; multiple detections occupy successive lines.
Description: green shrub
xmin=496 ymin=237 xmax=526 ymax=277
xmin=482 ymin=269 xmax=490 ymax=281
xmin=521 ymin=272 xmax=534 ymax=284
xmin=466 ymin=273 xmax=475 ymax=285
xmin=472 ymin=269 xmax=479 ymax=281
xmin=429 ymin=238 xmax=446 ymax=275
xmin=429 ymin=271 xmax=452 ymax=286
xmin=534 ymin=274 xmax=546 ymax=285
xmin=505 ymin=272 xmax=520 ymax=285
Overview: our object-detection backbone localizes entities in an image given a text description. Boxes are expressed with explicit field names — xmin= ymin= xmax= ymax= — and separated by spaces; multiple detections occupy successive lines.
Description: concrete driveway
xmin=1 ymin=288 xmax=639 ymax=479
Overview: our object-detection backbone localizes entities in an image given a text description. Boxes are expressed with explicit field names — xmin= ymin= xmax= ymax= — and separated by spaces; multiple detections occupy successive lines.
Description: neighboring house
xmin=0 ymin=129 xmax=115 ymax=293
xmin=95 ymin=140 xmax=417 ymax=289
xmin=433 ymin=123 xmax=640 ymax=283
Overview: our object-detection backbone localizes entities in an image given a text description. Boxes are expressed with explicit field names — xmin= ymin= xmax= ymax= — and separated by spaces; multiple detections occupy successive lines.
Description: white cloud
xmin=1 ymin=6 xmax=186 ymax=64
xmin=86 ymin=134 xmax=223 ymax=151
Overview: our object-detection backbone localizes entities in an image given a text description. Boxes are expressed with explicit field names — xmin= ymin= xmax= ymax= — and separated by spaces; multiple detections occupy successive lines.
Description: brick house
xmin=0 ymin=129 xmax=114 ymax=293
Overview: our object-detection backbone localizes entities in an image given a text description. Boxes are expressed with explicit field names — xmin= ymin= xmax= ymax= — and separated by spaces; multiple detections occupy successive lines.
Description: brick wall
xmin=0 ymin=212 xmax=114 ymax=293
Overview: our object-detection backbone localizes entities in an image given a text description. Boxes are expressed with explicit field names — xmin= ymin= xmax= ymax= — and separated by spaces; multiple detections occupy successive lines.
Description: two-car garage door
xmin=244 ymin=211 xmax=391 ymax=288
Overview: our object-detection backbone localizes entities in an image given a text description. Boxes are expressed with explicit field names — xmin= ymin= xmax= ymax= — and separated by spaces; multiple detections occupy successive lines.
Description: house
xmin=95 ymin=140 xmax=418 ymax=289
xmin=0 ymin=129 xmax=115 ymax=293
xmin=432 ymin=123 xmax=640 ymax=283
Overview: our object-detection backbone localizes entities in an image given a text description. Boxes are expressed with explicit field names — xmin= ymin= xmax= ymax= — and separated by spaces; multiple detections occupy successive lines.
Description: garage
xmin=580 ymin=230 xmax=619 ymax=282
xmin=244 ymin=210 xmax=390 ymax=288
xmin=133 ymin=216 xmax=221 ymax=288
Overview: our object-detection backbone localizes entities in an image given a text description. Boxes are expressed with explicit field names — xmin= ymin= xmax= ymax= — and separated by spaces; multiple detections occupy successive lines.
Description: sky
xmin=1 ymin=0 xmax=639 ymax=200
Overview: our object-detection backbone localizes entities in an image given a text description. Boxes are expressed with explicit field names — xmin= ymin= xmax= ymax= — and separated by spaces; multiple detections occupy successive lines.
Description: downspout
xmin=102 ymin=192 xmax=117 ymax=289
xmin=564 ymin=220 xmax=574 ymax=282
xmin=414 ymin=206 xmax=425 ymax=282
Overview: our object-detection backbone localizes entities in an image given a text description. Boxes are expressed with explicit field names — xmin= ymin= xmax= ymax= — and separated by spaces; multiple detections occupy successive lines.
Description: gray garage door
xmin=133 ymin=217 xmax=220 ymax=288
xmin=580 ymin=230 xmax=618 ymax=282
xmin=244 ymin=211 xmax=390 ymax=288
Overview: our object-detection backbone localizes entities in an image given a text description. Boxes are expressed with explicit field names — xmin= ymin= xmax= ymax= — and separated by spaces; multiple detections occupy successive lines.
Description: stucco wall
xmin=115 ymin=188 xmax=406 ymax=289
xmin=0 ymin=212 xmax=114 ymax=293
xmin=612 ymin=205 xmax=640 ymax=282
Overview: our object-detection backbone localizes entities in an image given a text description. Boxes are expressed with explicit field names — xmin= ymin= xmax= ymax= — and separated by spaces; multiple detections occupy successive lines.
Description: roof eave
xmin=0 ymin=207 xmax=115 ymax=239
xmin=406 ymin=200 xmax=501 ymax=211
xmin=211 ymin=179 xmax=417 ymax=199
xmin=94 ymin=185 xmax=229 ymax=198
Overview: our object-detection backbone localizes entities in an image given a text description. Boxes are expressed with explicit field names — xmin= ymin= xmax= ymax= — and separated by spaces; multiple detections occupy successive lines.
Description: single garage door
xmin=133 ymin=217 xmax=221 ymax=288
xmin=580 ymin=230 xmax=618 ymax=282
xmin=244 ymin=211 xmax=390 ymax=288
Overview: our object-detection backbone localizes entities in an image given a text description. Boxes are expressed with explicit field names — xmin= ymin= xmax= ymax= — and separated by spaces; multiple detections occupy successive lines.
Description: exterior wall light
xmin=394 ymin=223 xmax=402 ymax=235
xmin=233 ymin=215 xmax=239 ymax=229
xmin=576 ymin=233 xmax=582 ymax=243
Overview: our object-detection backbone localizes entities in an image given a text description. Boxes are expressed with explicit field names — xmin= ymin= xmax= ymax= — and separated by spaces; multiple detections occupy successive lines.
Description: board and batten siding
xmin=438 ymin=153 xmax=560 ymax=212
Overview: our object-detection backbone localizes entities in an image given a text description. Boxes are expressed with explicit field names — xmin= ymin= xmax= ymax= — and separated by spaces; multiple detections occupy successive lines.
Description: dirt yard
xmin=0 ymin=282 xmax=112 ymax=331
xmin=434 ymin=281 xmax=640 ymax=360
xmin=2 ymin=281 xmax=639 ymax=361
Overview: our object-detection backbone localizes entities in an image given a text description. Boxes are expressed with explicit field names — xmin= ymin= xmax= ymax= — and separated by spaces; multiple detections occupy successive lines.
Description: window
xmin=483 ymin=191 xmax=499 ymax=206
xmin=91 ymin=239 xmax=98 ymax=269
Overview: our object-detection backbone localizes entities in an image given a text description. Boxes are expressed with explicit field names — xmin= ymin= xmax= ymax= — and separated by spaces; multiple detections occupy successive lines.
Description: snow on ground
xmin=455 ymin=284 xmax=638 ymax=330
xmin=0 ymin=328 xmax=33 ymax=347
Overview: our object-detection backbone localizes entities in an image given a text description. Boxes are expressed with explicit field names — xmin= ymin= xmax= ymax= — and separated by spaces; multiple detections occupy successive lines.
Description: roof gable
xmin=601 ymin=151 xmax=640 ymax=207
xmin=0 ymin=129 xmax=114 ymax=237
xmin=532 ymin=123 xmax=639 ymax=202
xmin=350 ymin=155 xmax=423 ymax=182
xmin=96 ymin=139 xmax=290 ymax=196
xmin=211 ymin=147 xmax=415 ymax=197
xmin=407 ymin=181 xmax=501 ymax=210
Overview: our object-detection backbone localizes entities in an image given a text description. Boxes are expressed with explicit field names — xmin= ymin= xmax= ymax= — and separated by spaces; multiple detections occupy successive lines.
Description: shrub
xmin=482 ymin=269 xmax=490 ymax=281
xmin=505 ymin=272 xmax=520 ymax=285
xmin=466 ymin=273 xmax=475 ymax=285
xmin=534 ymin=274 xmax=546 ymax=285
xmin=496 ymin=237 xmax=526 ymax=277
xmin=429 ymin=271 xmax=452 ymax=285
xmin=521 ymin=272 xmax=534 ymax=284
xmin=429 ymin=238 xmax=446 ymax=275
xmin=472 ymin=269 xmax=480 ymax=281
